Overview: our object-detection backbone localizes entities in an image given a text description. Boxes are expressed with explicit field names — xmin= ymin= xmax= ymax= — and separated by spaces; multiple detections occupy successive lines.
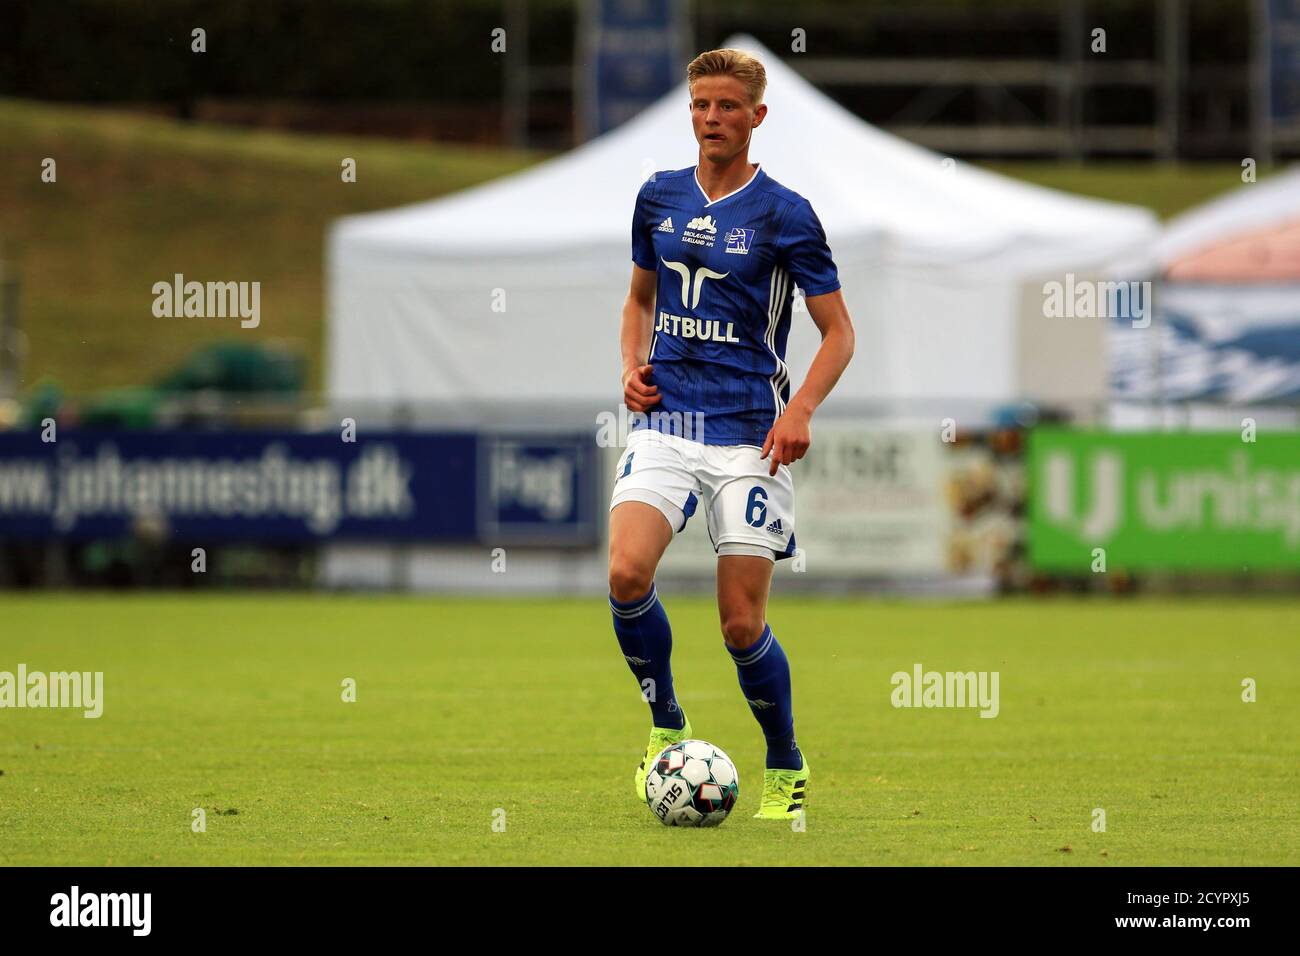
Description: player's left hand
xmin=760 ymin=407 xmax=811 ymax=477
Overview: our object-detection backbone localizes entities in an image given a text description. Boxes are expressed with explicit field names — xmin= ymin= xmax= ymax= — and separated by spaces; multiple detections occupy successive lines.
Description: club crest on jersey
xmin=682 ymin=215 xmax=719 ymax=247
xmin=657 ymin=217 xmax=674 ymax=233
xmin=725 ymin=227 xmax=755 ymax=255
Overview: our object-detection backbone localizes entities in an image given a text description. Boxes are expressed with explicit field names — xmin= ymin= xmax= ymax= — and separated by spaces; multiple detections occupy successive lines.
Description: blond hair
xmin=687 ymin=48 xmax=766 ymax=108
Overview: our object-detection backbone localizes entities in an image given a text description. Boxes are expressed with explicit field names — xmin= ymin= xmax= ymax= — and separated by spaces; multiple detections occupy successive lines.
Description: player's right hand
xmin=622 ymin=364 xmax=661 ymax=412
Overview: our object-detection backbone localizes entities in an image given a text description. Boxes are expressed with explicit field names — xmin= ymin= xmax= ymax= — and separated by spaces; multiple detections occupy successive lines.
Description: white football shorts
xmin=609 ymin=427 xmax=797 ymax=562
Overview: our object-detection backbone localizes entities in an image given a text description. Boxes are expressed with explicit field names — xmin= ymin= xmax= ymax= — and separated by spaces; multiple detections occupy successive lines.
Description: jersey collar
xmin=693 ymin=163 xmax=764 ymax=208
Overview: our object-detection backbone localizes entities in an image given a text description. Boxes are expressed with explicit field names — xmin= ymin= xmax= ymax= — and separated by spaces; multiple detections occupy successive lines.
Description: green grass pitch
xmin=0 ymin=594 xmax=1295 ymax=865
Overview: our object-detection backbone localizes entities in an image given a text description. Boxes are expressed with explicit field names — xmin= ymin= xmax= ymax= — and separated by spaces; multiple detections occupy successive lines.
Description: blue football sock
xmin=726 ymin=624 xmax=803 ymax=770
xmin=610 ymin=582 xmax=684 ymax=730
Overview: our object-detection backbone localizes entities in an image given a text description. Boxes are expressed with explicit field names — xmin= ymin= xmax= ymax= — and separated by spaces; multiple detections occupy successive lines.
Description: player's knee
xmin=608 ymin=559 xmax=654 ymax=604
xmin=720 ymin=613 xmax=765 ymax=649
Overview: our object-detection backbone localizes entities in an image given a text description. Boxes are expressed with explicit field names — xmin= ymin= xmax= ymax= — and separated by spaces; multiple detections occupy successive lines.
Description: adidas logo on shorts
xmin=765 ymin=518 xmax=783 ymax=536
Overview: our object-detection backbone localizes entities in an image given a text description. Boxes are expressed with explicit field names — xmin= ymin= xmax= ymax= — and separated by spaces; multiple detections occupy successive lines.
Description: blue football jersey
xmin=630 ymin=164 xmax=840 ymax=446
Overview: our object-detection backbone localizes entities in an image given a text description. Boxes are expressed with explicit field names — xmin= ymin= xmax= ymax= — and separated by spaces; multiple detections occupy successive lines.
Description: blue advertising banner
xmin=478 ymin=434 xmax=599 ymax=544
xmin=578 ymin=0 xmax=689 ymax=138
xmin=1270 ymin=0 xmax=1300 ymax=125
xmin=0 ymin=430 xmax=598 ymax=546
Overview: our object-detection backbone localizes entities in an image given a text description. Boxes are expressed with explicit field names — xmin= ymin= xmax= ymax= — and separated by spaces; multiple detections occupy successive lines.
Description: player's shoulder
xmin=636 ymin=167 xmax=696 ymax=200
xmin=755 ymin=170 xmax=815 ymax=217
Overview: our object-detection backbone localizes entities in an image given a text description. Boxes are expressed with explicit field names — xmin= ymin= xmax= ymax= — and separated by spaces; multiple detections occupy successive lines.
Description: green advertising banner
xmin=1028 ymin=428 xmax=1300 ymax=570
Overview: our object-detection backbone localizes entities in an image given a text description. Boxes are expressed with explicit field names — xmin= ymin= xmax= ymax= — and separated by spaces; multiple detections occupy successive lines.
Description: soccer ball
xmin=645 ymin=739 xmax=739 ymax=827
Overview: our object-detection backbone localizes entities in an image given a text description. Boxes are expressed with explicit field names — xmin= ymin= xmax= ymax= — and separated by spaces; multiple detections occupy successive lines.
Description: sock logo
xmin=746 ymin=697 xmax=776 ymax=710
xmin=623 ymin=654 xmax=651 ymax=666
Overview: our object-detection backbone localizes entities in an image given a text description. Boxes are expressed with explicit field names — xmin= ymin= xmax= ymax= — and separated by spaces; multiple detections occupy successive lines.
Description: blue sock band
xmin=726 ymin=624 xmax=802 ymax=770
xmin=610 ymin=582 xmax=684 ymax=730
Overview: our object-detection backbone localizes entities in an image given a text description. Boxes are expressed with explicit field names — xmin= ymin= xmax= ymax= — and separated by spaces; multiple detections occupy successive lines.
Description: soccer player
xmin=608 ymin=48 xmax=855 ymax=819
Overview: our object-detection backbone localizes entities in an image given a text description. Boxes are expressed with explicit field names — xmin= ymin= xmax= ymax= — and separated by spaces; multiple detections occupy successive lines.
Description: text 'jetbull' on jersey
xmin=630 ymin=164 xmax=841 ymax=447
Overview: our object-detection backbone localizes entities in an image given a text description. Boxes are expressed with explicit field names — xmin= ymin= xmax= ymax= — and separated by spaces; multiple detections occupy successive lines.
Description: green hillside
xmin=0 ymin=99 xmax=541 ymax=396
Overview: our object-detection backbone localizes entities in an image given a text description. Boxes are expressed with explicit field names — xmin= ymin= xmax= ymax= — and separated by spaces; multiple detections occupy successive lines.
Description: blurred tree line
xmin=0 ymin=0 xmax=571 ymax=106
xmin=1 ymin=0 xmax=1254 ymax=108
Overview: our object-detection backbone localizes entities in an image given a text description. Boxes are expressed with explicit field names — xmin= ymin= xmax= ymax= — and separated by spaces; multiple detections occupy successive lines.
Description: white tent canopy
xmin=328 ymin=34 xmax=1159 ymax=414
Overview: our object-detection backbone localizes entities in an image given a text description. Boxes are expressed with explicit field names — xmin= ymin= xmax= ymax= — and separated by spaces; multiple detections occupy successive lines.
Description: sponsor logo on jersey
xmin=655 ymin=310 xmax=740 ymax=343
xmin=682 ymin=214 xmax=719 ymax=247
xmin=660 ymin=258 xmax=729 ymax=309
xmin=725 ymin=227 xmax=755 ymax=255
xmin=657 ymin=217 xmax=674 ymax=233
